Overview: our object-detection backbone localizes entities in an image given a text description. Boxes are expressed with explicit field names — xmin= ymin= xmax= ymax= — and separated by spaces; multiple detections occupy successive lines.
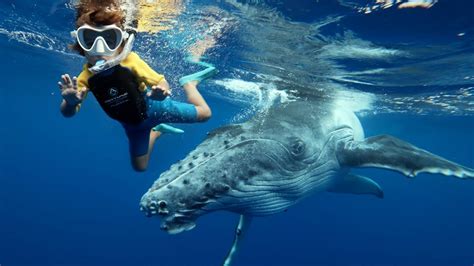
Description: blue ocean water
xmin=0 ymin=0 xmax=473 ymax=265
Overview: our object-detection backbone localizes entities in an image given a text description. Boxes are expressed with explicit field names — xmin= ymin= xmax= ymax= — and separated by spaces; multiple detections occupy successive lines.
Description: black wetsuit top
xmin=88 ymin=65 xmax=148 ymax=125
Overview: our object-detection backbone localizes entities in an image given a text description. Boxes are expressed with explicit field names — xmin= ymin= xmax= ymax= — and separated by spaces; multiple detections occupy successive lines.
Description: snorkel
xmin=88 ymin=30 xmax=135 ymax=73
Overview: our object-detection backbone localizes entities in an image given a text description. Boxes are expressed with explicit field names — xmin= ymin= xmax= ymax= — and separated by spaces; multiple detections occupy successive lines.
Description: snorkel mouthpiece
xmin=95 ymin=59 xmax=106 ymax=67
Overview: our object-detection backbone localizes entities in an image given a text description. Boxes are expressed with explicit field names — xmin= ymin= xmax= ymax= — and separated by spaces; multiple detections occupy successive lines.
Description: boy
xmin=59 ymin=2 xmax=215 ymax=171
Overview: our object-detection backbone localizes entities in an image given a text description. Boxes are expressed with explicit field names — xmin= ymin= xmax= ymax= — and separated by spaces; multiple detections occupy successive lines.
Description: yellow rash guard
xmin=76 ymin=52 xmax=166 ymax=95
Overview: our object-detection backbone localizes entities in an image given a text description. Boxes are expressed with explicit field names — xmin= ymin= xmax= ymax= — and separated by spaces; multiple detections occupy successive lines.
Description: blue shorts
xmin=122 ymin=97 xmax=198 ymax=157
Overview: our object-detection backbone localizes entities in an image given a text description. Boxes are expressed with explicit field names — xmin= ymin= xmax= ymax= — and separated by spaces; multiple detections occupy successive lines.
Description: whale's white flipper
xmin=328 ymin=174 xmax=384 ymax=198
xmin=223 ymin=215 xmax=252 ymax=266
xmin=339 ymin=135 xmax=474 ymax=179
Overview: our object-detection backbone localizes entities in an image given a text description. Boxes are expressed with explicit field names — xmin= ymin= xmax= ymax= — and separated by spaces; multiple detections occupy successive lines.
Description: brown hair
xmin=70 ymin=0 xmax=126 ymax=55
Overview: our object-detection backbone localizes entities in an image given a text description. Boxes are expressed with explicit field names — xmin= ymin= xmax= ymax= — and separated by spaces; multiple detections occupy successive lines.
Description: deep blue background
xmin=0 ymin=0 xmax=473 ymax=265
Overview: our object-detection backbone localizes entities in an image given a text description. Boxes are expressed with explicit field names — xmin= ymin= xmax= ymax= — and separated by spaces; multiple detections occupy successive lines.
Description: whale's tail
xmin=338 ymin=134 xmax=474 ymax=179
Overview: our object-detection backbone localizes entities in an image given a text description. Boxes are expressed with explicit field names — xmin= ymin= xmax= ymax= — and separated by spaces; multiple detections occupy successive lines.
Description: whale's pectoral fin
xmin=339 ymin=134 xmax=474 ymax=179
xmin=222 ymin=215 xmax=252 ymax=266
xmin=328 ymin=174 xmax=384 ymax=198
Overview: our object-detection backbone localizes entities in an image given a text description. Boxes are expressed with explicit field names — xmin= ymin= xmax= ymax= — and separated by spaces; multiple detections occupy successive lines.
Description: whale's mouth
xmin=160 ymin=218 xmax=196 ymax=234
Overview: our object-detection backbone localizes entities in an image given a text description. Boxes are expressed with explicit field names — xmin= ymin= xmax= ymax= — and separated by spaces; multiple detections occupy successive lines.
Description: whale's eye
xmin=290 ymin=138 xmax=305 ymax=155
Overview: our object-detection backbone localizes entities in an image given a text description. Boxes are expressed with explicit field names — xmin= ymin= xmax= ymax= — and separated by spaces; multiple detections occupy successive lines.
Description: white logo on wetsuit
xmin=109 ymin=87 xmax=118 ymax=97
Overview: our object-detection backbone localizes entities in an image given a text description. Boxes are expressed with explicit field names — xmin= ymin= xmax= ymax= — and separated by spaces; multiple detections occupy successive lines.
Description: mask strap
xmin=88 ymin=33 xmax=135 ymax=74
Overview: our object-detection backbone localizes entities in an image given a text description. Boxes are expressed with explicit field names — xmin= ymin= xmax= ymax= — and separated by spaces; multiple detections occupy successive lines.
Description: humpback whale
xmin=139 ymin=101 xmax=473 ymax=265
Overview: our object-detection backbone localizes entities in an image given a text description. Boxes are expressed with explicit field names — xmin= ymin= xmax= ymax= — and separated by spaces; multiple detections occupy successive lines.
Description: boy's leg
xmin=131 ymin=100 xmax=188 ymax=172
xmin=182 ymin=81 xmax=212 ymax=121
xmin=131 ymin=130 xmax=161 ymax=172
xmin=125 ymin=123 xmax=163 ymax=172
xmin=147 ymin=129 xmax=162 ymax=156
xmin=178 ymin=59 xmax=217 ymax=121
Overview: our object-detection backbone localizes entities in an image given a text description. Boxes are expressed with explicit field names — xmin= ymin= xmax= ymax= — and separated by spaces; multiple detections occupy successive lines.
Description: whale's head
xmin=140 ymin=121 xmax=338 ymax=233
xmin=139 ymin=125 xmax=248 ymax=233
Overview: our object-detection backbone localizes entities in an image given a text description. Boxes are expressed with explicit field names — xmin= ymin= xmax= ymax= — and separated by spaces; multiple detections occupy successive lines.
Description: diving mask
xmin=71 ymin=24 xmax=129 ymax=56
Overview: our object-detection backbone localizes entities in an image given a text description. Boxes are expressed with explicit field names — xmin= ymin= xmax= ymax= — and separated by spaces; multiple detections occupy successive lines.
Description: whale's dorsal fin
xmin=328 ymin=174 xmax=384 ymax=198
xmin=338 ymin=134 xmax=474 ymax=179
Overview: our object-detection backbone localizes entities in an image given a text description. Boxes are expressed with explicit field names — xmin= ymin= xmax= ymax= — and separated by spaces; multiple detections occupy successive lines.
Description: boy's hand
xmin=147 ymin=85 xmax=171 ymax=101
xmin=58 ymin=74 xmax=87 ymax=106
